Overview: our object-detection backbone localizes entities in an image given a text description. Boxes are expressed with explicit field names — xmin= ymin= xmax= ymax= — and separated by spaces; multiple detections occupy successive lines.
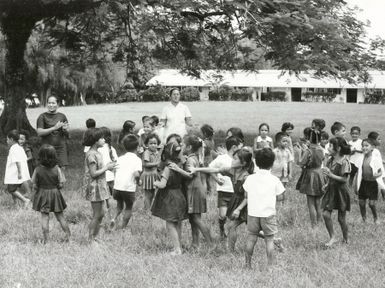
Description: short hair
xmin=226 ymin=127 xmax=244 ymax=143
xmin=275 ymin=132 xmax=287 ymax=143
xmin=142 ymin=115 xmax=150 ymax=123
xmin=184 ymin=135 xmax=203 ymax=152
xmin=259 ymin=123 xmax=270 ymax=132
xmin=38 ymin=144 xmax=58 ymax=168
xmin=166 ymin=133 xmax=182 ymax=145
xmin=368 ymin=131 xmax=380 ymax=146
xmin=161 ymin=142 xmax=181 ymax=162
xmin=254 ymin=148 xmax=275 ymax=169
xmin=86 ymin=118 xmax=96 ymax=128
xmin=281 ymin=122 xmax=294 ymax=132
xmin=320 ymin=131 xmax=329 ymax=140
xmin=169 ymin=88 xmax=180 ymax=97
xmin=225 ymin=136 xmax=241 ymax=151
xmin=7 ymin=130 xmax=19 ymax=142
xmin=312 ymin=119 xmax=326 ymax=131
xmin=151 ymin=115 xmax=159 ymax=126
xmin=122 ymin=134 xmax=139 ymax=152
xmin=329 ymin=137 xmax=351 ymax=155
xmin=82 ymin=128 xmax=104 ymax=146
xmin=350 ymin=126 xmax=361 ymax=134
xmin=362 ymin=138 xmax=376 ymax=147
xmin=18 ymin=129 xmax=30 ymax=139
xmin=47 ymin=95 xmax=59 ymax=104
xmin=201 ymin=124 xmax=214 ymax=138
xmin=330 ymin=121 xmax=345 ymax=135
xmin=144 ymin=133 xmax=161 ymax=145
xmin=303 ymin=127 xmax=312 ymax=140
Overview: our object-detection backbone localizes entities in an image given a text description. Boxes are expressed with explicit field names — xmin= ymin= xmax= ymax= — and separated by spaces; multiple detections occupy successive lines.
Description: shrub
xmin=364 ymin=90 xmax=385 ymax=104
xmin=180 ymin=87 xmax=200 ymax=101
xmin=230 ymin=89 xmax=252 ymax=101
xmin=209 ymin=85 xmax=233 ymax=101
xmin=303 ymin=91 xmax=336 ymax=102
xmin=261 ymin=91 xmax=287 ymax=102
xmin=114 ymin=89 xmax=139 ymax=103
xmin=138 ymin=85 xmax=168 ymax=102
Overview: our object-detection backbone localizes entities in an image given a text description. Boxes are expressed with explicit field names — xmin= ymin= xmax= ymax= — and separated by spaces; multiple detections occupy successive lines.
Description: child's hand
xmin=154 ymin=180 xmax=161 ymax=188
xmin=232 ymin=209 xmax=240 ymax=219
xmin=17 ymin=172 xmax=22 ymax=180
xmin=106 ymin=162 xmax=117 ymax=171
xmin=137 ymin=147 xmax=144 ymax=154
xmin=168 ymin=162 xmax=180 ymax=171
xmin=216 ymin=146 xmax=226 ymax=155
xmin=189 ymin=167 xmax=197 ymax=174
xmin=322 ymin=167 xmax=331 ymax=177
xmin=216 ymin=177 xmax=225 ymax=185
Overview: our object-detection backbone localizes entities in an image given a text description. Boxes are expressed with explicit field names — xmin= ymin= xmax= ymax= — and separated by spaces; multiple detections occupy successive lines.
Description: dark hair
xmin=169 ymin=88 xmax=180 ymax=97
xmin=254 ymin=148 xmax=275 ymax=170
xmin=201 ymin=124 xmax=214 ymax=138
xmin=166 ymin=133 xmax=182 ymax=144
xmin=144 ymin=133 xmax=161 ymax=145
xmin=38 ymin=144 xmax=58 ymax=168
xmin=303 ymin=127 xmax=312 ymax=140
xmin=225 ymin=136 xmax=241 ymax=151
xmin=331 ymin=121 xmax=345 ymax=135
xmin=362 ymin=138 xmax=376 ymax=147
xmin=47 ymin=95 xmax=59 ymax=104
xmin=320 ymin=131 xmax=329 ymax=140
xmin=122 ymin=134 xmax=139 ymax=152
xmin=259 ymin=123 xmax=270 ymax=133
xmin=350 ymin=126 xmax=361 ymax=134
xmin=236 ymin=147 xmax=254 ymax=174
xmin=7 ymin=130 xmax=19 ymax=142
xmin=86 ymin=118 xmax=96 ymax=129
xmin=184 ymin=135 xmax=203 ymax=152
xmin=275 ymin=132 xmax=287 ymax=144
xmin=118 ymin=120 xmax=136 ymax=143
xmin=143 ymin=118 xmax=155 ymax=127
xmin=309 ymin=129 xmax=321 ymax=144
xmin=281 ymin=122 xmax=294 ymax=132
xmin=82 ymin=128 xmax=104 ymax=146
xmin=226 ymin=127 xmax=244 ymax=143
xmin=312 ymin=119 xmax=326 ymax=131
xmin=151 ymin=115 xmax=159 ymax=126
xmin=329 ymin=137 xmax=351 ymax=155
xmin=100 ymin=127 xmax=112 ymax=145
xmin=368 ymin=131 xmax=380 ymax=146
xmin=19 ymin=129 xmax=30 ymax=139
xmin=161 ymin=142 xmax=181 ymax=162
xmin=142 ymin=115 xmax=150 ymax=123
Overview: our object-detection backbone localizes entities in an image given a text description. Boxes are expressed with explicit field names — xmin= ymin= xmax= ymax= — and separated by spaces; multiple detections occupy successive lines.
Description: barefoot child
xmin=118 ymin=120 xmax=136 ymax=145
xmin=254 ymin=123 xmax=273 ymax=150
xmin=32 ymin=144 xmax=70 ymax=243
xmin=348 ymin=126 xmax=363 ymax=186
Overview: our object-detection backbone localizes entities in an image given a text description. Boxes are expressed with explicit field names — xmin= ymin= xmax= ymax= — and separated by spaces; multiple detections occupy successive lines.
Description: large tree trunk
xmin=0 ymin=16 xmax=37 ymax=136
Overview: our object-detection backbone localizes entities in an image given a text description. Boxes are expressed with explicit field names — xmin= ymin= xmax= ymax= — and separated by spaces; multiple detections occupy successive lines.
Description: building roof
xmin=146 ymin=69 xmax=385 ymax=89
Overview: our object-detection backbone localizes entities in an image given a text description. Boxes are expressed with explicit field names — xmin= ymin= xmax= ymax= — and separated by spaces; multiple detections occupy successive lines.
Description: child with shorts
xmin=243 ymin=148 xmax=285 ymax=268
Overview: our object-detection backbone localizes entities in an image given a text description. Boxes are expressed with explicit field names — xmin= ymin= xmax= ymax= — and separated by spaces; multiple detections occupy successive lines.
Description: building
xmin=146 ymin=69 xmax=385 ymax=103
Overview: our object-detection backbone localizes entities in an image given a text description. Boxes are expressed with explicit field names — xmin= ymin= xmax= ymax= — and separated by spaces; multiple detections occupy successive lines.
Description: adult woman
xmin=36 ymin=96 xmax=69 ymax=167
xmin=160 ymin=88 xmax=193 ymax=142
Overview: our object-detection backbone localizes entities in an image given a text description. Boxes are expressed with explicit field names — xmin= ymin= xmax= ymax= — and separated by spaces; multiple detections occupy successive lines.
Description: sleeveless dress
xmin=151 ymin=166 xmax=188 ymax=221
xmin=226 ymin=169 xmax=249 ymax=222
xmin=32 ymin=165 xmax=67 ymax=213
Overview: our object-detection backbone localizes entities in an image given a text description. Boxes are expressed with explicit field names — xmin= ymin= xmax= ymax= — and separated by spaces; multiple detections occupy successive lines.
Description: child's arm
xmin=16 ymin=162 xmax=22 ymax=179
xmin=288 ymin=161 xmax=293 ymax=180
xmin=88 ymin=162 xmax=116 ymax=179
xmin=154 ymin=167 xmax=170 ymax=189
xmin=323 ymin=168 xmax=349 ymax=183
xmin=232 ymin=198 xmax=247 ymax=219
xmin=168 ymin=162 xmax=193 ymax=179
xmin=143 ymin=160 xmax=160 ymax=168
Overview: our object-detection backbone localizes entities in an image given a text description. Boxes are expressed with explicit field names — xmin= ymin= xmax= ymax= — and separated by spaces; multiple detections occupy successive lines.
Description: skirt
xmin=186 ymin=176 xmax=207 ymax=214
xmin=32 ymin=188 xmax=67 ymax=213
xmin=141 ymin=169 xmax=159 ymax=190
xmin=321 ymin=182 xmax=351 ymax=212
xmin=299 ymin=168 xmax=326 ymax=196
xmin=151 ymin=188 xmax=188 ymax=222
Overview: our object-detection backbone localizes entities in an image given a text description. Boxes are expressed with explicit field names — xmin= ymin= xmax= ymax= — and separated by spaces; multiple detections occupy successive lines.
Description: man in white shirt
xmin=243 ymin=148 xmax=285 ymax=268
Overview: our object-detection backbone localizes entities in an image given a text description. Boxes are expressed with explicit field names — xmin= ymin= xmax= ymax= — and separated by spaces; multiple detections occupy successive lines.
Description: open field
xmin=1 ymin=101 xmax=385 ymax=287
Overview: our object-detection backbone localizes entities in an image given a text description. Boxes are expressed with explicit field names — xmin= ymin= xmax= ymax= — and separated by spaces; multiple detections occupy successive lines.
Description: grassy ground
xmin=1 ymin=101 xmax=385 ymax=287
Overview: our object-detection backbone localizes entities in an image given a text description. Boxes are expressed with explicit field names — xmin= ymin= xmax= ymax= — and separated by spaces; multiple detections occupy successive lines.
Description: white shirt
xmin=209 ymin=154 xmax=234 ymax=193
xmin=4 ymin=144 xmax=31 ymax=184
xmin=114 ymin=152 xmax=142 ymax=192
xmin=243 ymin=169 xmax=285 ymax=217
xmin=98 ymin=144 xmax=118 ymax=182
xmin=348 ymin=139 xmax=363 ymax=167
xmin=160 ymin=102 xmax=191 ymax=139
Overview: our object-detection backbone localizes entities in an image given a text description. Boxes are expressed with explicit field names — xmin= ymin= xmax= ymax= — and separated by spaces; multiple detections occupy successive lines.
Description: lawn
xmin=1 ymin=101 xmax=385 ymax=288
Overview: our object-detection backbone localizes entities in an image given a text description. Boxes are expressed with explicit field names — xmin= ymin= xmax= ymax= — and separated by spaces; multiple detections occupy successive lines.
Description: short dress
xmin=141 ymin=149 xmax=160 ymax=190
xmin=151 ymin=166 xmax=188 ymax=222
xmin=299 ymin=144 xmax=326 ymax=196
xmin=32 ymin=165 xmax=67 ymax=213
xmin=84 ymin=149 xmax=110 ymax=202
xmin=184 ymin=154 xmax=207 ymax=214
xmin=321 ymin=156 xmax=351 ymax=212
xmin=226 ymin=170 xmax=249 ymax=222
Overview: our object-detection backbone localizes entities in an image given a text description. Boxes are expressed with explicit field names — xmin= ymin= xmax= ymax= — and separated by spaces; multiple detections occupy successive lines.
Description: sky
xmin=346 ymin=0 xmax=385 ymax=39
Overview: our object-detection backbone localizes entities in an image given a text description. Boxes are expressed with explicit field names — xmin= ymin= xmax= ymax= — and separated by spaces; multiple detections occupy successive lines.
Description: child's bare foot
xmin=169 ymin=248 xmax=182 ymax=256
xmin=374 ymin=219 xmax=379 ymax=225
xmin=23 ymin=199 xmax=31 ymax=209
xmin=324 ymin=237 xmax=337 ymax=247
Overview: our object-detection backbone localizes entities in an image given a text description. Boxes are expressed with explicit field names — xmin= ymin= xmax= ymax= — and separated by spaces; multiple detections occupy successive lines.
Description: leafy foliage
xmin=261 ymin=91 xmax=287 ymax=102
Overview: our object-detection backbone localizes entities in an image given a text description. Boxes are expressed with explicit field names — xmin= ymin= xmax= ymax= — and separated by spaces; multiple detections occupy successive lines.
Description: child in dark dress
xmin=32 ymin=144 xmax=70 ymax=243
xmin=322 ymin=137 xmax=351 ymax=247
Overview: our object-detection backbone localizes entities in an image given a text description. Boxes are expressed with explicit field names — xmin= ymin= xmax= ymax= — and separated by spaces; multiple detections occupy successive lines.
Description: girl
xmin=118 ymin=120 xmax=136 ymax=145
xmin=254 ymin=123 xmax=273 ymax=150
xmin=226 ymin=127 xmax=245 ymax=144
xmin=298 ymin=130 xmax=326 ymax=227
xmin=138 ymin=118 xmax=155 ymax=154
xmin=356 ymin=138 xmax=383 ymax=223
xmin=19 ymin=130 xmax=35 ymax=177
xmin=320 ymin=131 xmax=330 ymax=166
xmin=281 ymin=122 xmax=294 ymax=154
xmin=201 ymin=124 xmax=217 ymax=194
xmin=83 ymin=128 xmax=116 ymax=242
xmin=322 ymin=137 xmax=351 ymax=247
xmin=141 ymin=133 xmax=161 ymax=209
xmin=152 ymin=142 xmax=188 ymax=255
xmin=32 ymin=144 xmax=70 ymax=243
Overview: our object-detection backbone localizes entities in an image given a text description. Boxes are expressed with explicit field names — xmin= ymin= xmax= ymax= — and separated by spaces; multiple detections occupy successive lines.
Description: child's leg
xmin=21 ymin=181 xmax=32 ymax=196
xmin=315 ymin=196 xmax=322 ymax=224
xmin=111 ymin=198 xmax=124 ymax=228
xmin=306 ymin=195 xmax=317 ymax=227
xmin=264 ymin=235 xmax=275 ymax=266
xmin=322 ymin=210 xmax=336 ymax=246
xmin=359 ymin=199 xmax=367 ymax=221
xmin=227 ymin=219 xmax=243 ymax=252
xmin=121 ymin=193 xmax=135 ymax=229
xmin=188 ymin=214 xmax=200 ymax=247
xmin=218 ymin=193 xmax=228 ymax=238
xmin=41 ymin=213 xmax=50 ymax=243
xmin=54 ymin=212 xmax=71 ymax=241
xmin=144 ymin=189 xmax=154 ymax=210
xmin=337 ymin=210 xmax=348 ymax=243
xmin=368 ymin=200 xmax=378 ymax=223
xmin=176 ymin=221 xmax=182 ymax=243
xmin=245 ymin=233 xmax=258 ymax=268
xmin=166 ymin=221 xmax=182 ymax=254
xmin=190 ymin=213 xmax=213 ymax=245
xmin=9 ymin=184 xmax=30 ymax=206
xmin=89 ymin=201 xmax=105 ymax=241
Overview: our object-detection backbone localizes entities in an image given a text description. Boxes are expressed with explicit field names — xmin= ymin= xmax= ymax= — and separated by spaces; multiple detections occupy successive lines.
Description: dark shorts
xmin=113 ymin=190 xmax=136 ymax=209
xmin=247 ymin=215 xmax=278 ymax=236
xmin=7 ymin=184 xmax=21 ymax=193
xmin=217 ymin=191 xmax=233 ymax=208
xmin=358 ymin=180 xmax=378 ymax=201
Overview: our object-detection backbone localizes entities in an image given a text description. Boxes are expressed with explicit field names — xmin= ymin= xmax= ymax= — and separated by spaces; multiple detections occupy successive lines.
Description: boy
xmin=111 ymin=134 xmax=142 ymax=229
xmin=243 ymin=148 xmax=285 ymax=267
xmin=4 ymin=130 xmax=31 ymax=207
xmin=209 ymin=136 xmax=242 ymax=238
xmin=330 ymin=121 xmax=346 ymax=138
xmin=348 ymin=126 xmax=363 ymax=185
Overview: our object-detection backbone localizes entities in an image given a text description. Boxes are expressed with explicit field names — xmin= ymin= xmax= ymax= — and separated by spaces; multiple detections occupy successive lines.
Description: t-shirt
xmin=243 ymin=169 xmax=285 ymax=217
xmin=349 ymin=139 xmax=363 ymax=167
xmin=114 ymin=152 xmax=142 ymax=192
xmin=98 ymin=144 xmax=118 ymax=182
xmin=209 ymin=154 xmax=234 ymax=193
xmin=160 ymin=102 xmax=191 ymax=139
xmin=4 ymin=144 xmax=31 ymax=184
xmin=271 ymin=147 xmax=294 ymax=178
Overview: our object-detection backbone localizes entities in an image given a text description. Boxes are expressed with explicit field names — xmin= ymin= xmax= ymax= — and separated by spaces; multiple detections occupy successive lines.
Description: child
xmin=320 ymin=131 xmax=330 ymax=165
xmin=83 ymin=118 xmax=96 ymax=153
xmin=330 ymin=121 xmax=346 ymax=138
xmin=254 ymin=123 xmax=273 ymax=150
xmin=32 ymin=144 xmax=70 ymax=243
xmin=151 ymin=115 xmax=163 ymax=142
xmin=138 ymin=118 xmax=155 ymax=154
xmin=137 ymin=115 xmax=151 ymax=137
xmin=111 ymin=134 xmax=142 ymax=229
xmin=281 ymin=122 xmax=294 ymax=154
xmin=356 ymin=138 xmax=383 ymax=223
xmin=311 ymin=119 xmax=326 ymax=132
xmin=152 ymin=142 xmax=188 ymax=255
xmin=298 ymin=130 xmax=326 ymax=227
xmin=348 ymin=126 xmax=363 ymax=186
xmin=19 ymin=130 xmax=35 ymax=176
xmin=200 ymin=124 xmax=217 ymax=194
xmin=141 ymin=133 xmax=161 ymax=209
xmin=4 ymin=130 xmax=31 ymax=207
xmin=83 ymin=128 xmax=116 ymax=242
xmin=226 ymin=127 xmax=245 ymax=144
xmin=118 ymin=120 xmax=136 ymax=145
xmin=322 ymin=137 xmax=351 ymax=247
xmin=367 ymin=131 xmax=385 ymax=199
xmin=243 ymin=148 xmax=285 ymax=267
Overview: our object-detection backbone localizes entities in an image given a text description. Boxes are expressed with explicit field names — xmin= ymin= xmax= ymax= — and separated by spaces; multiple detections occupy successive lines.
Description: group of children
xmin=3 ymin=114 xmax=385 ymax=268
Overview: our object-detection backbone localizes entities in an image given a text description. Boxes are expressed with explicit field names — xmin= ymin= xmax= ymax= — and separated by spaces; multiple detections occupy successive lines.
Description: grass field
xmin=1 ymin=101 xmax=385 ymax=287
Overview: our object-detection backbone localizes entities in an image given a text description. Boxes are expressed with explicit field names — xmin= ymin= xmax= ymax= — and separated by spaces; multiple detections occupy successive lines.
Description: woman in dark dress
xmin=36 ymin=96 xmax=69 ymax=168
